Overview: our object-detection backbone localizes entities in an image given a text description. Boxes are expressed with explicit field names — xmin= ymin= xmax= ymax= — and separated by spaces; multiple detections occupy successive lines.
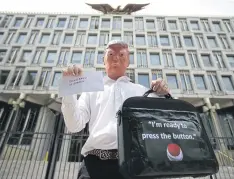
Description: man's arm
xmin=61 ymin=93 xmax=90 ymax=133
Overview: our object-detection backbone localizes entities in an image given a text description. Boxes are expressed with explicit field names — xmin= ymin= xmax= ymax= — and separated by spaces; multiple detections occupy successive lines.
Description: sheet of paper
xmin=58 ymin=71 xmax=104 ymax=97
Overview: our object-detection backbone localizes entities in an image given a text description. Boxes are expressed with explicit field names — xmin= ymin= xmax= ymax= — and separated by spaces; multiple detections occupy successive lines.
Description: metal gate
xmin=0 ymin=101 xmax=234 ymax=179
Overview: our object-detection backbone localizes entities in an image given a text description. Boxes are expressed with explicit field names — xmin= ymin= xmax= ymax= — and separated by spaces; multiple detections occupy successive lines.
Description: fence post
xmin=45 ymin=113 xmax=63 ymax=179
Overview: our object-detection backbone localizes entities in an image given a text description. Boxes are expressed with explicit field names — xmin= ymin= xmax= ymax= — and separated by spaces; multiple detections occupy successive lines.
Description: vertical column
xmin=59 ymin=128 xmax=71 ymax=162
xmin=203 ymin=98 xmax=226 ymax=150
xmin=31 ymin=107 xmax=56 ymax=160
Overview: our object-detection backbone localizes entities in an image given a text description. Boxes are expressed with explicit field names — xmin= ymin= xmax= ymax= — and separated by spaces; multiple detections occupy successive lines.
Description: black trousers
xmin=78 ymin=155 xmax=125 ymax=179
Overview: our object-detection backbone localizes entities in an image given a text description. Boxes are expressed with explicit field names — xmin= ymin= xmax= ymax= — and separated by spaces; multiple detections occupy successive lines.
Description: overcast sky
xmin=1 ymin=0 xmax=234 ymax=16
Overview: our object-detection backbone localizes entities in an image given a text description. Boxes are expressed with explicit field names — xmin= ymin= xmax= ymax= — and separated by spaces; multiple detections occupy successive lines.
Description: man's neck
xmin=107 ymin=74 xmax=125 ymax=81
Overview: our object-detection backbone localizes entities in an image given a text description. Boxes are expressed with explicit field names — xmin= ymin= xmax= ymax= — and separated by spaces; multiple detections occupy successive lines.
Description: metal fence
xmin=0 ymin=108 xmax=234 ymax=179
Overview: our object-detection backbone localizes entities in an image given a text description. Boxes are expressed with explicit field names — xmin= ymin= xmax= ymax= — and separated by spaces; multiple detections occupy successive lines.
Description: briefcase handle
xmin=143 ymin=88 xmax=173 ymax=99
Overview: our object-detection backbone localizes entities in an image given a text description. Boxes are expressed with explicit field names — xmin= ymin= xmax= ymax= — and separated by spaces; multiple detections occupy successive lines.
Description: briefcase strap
xmin=143 ymin=88 xmax=173 ymax=99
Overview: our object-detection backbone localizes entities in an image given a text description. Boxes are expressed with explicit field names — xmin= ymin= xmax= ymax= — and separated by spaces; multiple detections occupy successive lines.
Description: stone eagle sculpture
xmin=86 ymin=3 xmax=150 ymax=14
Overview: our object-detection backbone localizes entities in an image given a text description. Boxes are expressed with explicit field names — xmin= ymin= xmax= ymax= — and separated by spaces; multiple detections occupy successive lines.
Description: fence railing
xmin=1 ymin=117 xmax=234 ymax=179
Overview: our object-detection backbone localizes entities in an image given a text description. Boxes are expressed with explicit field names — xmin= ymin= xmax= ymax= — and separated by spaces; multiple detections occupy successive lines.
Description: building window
xmin=40 ymin=33 xmax=50 ymax=44
xmin=28 ymin=31 xmax=39 ymax=45
xmin=52 ymin=72 xmax=62 ymax=87
xmin=46 ymin=17 xmax=55 ymax=28
xmin=111 ymin=34 xmax=121 ymax=41
xmin=184 ymin=36 xmax=194 ymax=47
xmin=150 ymin=53 xmax=160 ymax=65
xmin=190 ymin=21 xmax=200 ymax=30
xmin=129 ymin=52 xmax=134 ymax=64
xmin=99 ymin=32 xmax=109 ymax=46
xmin=84 ymin=49 xmax=95 ymax=67
xmin=146 ymin=20 xmax=155 ymax=29
xmin=113 ymin=17 xmax=121 ymax=30
xmin=57 ymin=18 xmax=66 ymax=28
xmin=147 ymin=33 xmax=158 ymax=47
xmin=136 ymin=35 xmax=146 ymax=46
xmin=212 ymin=21 xmax=222 ymax=32
xmin=35 ymin=18 xmax=44 ymax=27
xmin=201 ymin=19 xmax=211 ymax=32
xmin=218 ymin=35 xmax=230 ymax=49
xmin=137 ymin=50 xmax=147 ymax=68
xmin=46 ymin=51 xmax=57 ymax=64
xmin=176 ymin=54 xmax=187 ymax=67
xmin=58 ymin=49 xmax=70 ymax=65
xmin=126 ymin=69 xmax=135 ymax=82
xmin=227 ymin=55 xmax=234 ymax=67
xmin=195 ymin=34 xmax=206 ymax=49
xmin=194 ymin=75 xmax=207 ymax=90
xmin=101 ymin=19 xmax=110 ymax=28
xmin=79 ymin=18 xmax=88 ymax=28
xmin=207 ymin=37 xmax=218 ymax=48
xmin=97 ymin=51 xmax=103 ymax=64
xmin=135 ymin=17 xmax=144 ymax=31
xmin=0 ymin=70 xmax=10 ymax=85
xmin=32 ymin=48 xmax=44 ymax=64
xmin=188 ymin=51 xmax=200 ymax=68
xmin=0 ymin=50 xmax=7 ymax=62
xmin=9 ymin=68 xmax=23 ymax=87
xmin=7 ymin=48 xmax=19 ymax=64
xmin=90 ymin=17 xmax=99 ymax=29
xmin=152 ymin=70 xmax=162 ymax=80
xmin=63 ymin=34 xmax=73 ymax=44
xmin=124 ymin=32 xmax=133 ymax=46
xmin=96 ymin=68 xmax=107 ymax=76
xmin=14 ymin=18 xmax=23 ymax=27
xmin=20 ymin=50 xmax=32 ymax=63
xmin=68 ymin=17 xmax=77 ymax=29
xmin=7 ymin=102 xmax=40 ymax=145
xmin=223 ymin=20 xmax=233 ymax=33
xmin=171 ymin=34 xmax=182 ymax=48
xmin=71 ymin=51 xmax=82 ymax=64
xmin=168 ymin=20 xmax=177 ymax=30
xmin=179 ymin=19 xmax=188 ymax=31
xmin=166 ymin=74 xmax=178 ymax=89
xmin=38 ymin=69 xmax=51 ymax=88
xmin=138 ymin=74 xmax=150 ymax=88
xmin=0 ymin=15 xmax=12 ymax=28
xmin=75 ymin=31 xmax=86 ymax=46
xmin=222 ymin=76 xmax=234 ymax=91
xmin=124 ymin=19 xmax=133 ymax=29
xmin=87 ymin=34 xmax=97 ymax=45
xmin=160 ymin=35 xmax=170 ymax=46
xmin=207 ymin=72 xmax=221 ymax=92
xmin=24 ymin=71 xmax=37 ymax=85
xmin=4 ymin=31 xmax=16 ymax=44
xmin=213 ymin=52 xmax=226 ymax=69
xmin=157 ymin=18 xmax=166 ymax=31
xmin=201 ymin=54 xmax=213 ymax=67
xmin=163 ymin=51 xmax=174 ymax=67
xmin=24 ymin=16 xmax=33 ymax=28
xmin=0 ymin=32 xmax=4 ymax=42
xmin=180 ymin=71 xmax=193 ymax=91
xmin=16 ymin=33 xmax=27 ymax=44
xmin=52 ymin=31 xmax=62 ymax=45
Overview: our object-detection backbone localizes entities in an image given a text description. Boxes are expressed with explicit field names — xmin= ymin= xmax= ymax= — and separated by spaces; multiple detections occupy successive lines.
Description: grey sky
xmin=0 ymin=0 xmax=234 ymax=16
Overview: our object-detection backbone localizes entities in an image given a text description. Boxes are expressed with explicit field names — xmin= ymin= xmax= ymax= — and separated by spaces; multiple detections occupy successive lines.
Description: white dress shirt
xmin=61 ymin=75 xmax=154 ymax=156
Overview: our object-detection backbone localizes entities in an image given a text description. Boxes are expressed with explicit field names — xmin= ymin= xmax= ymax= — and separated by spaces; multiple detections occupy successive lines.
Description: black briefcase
xmin=117 ymin=89 xmax=219 ymax=179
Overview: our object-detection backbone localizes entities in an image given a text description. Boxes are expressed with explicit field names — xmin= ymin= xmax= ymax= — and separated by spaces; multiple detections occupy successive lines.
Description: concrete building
xmin=0 ymin=3 xmax=234 ymax=178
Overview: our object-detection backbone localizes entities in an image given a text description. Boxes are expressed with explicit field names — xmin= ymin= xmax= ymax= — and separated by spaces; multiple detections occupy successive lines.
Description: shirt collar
xmin=103 ymin=75 xmax=131 ymax=84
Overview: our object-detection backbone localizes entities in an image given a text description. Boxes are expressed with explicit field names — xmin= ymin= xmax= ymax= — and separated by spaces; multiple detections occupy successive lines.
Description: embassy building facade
xmin=0 ymin=4 xmax=234 ymax=178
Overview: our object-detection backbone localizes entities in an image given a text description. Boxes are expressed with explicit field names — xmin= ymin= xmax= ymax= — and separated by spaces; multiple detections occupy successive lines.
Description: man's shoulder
xmin=129 ymin=82 xmax=148 ymax=90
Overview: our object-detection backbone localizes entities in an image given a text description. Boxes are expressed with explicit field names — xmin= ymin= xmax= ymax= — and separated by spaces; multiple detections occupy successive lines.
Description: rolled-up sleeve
xmin=61 ymin=93 xmax=90 ymax=133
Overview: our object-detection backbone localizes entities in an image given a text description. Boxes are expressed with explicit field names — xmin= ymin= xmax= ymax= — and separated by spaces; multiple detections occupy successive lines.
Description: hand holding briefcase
xmin=117 ymin=90 xmax=219 ymax=179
